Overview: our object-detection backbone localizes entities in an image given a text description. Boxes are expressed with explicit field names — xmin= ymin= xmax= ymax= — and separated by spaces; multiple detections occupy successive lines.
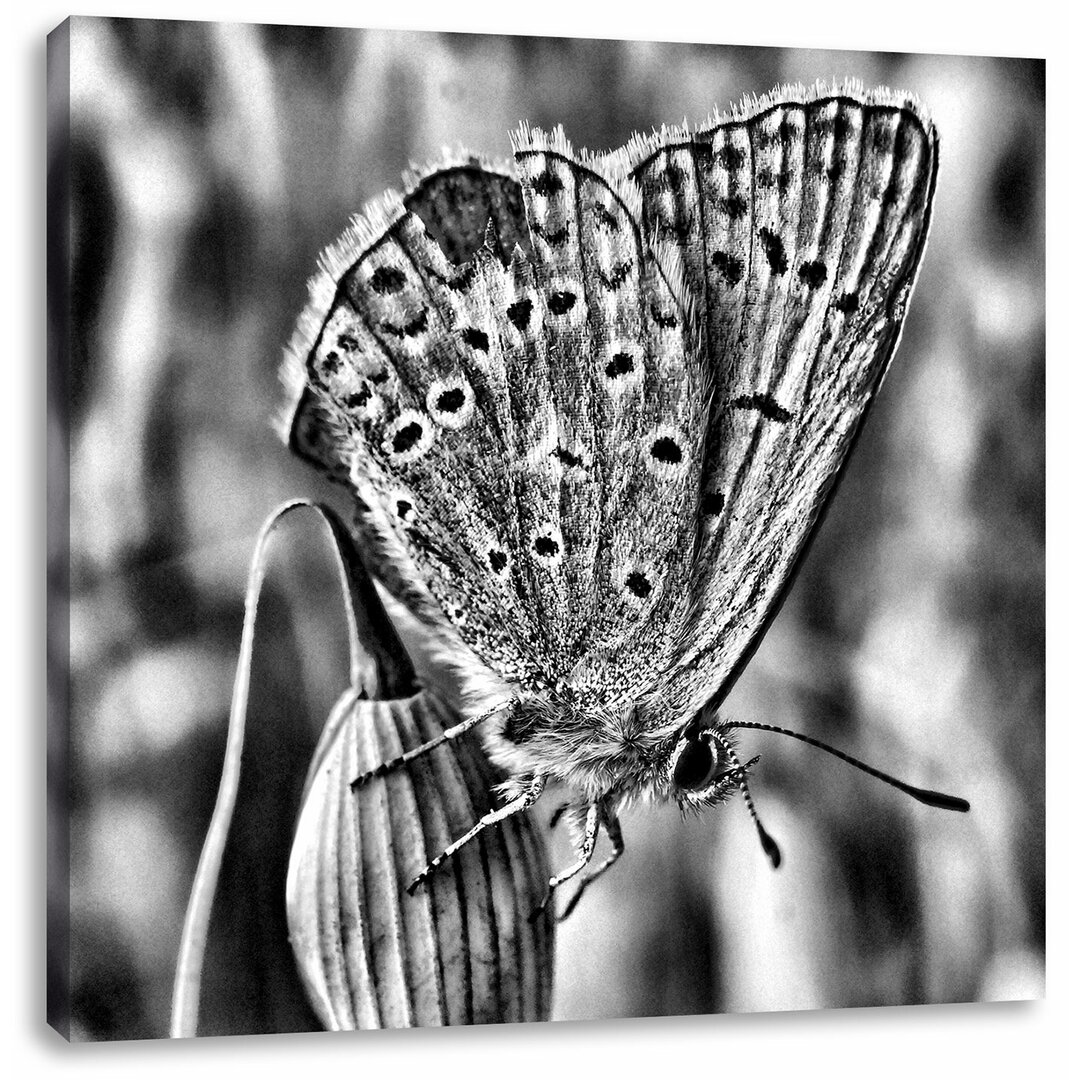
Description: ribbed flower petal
xmin=286 ymin=690 xmax=554 ymax=1029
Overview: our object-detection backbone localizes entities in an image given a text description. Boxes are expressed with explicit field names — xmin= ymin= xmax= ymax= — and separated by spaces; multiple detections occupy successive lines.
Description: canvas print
xmin=47 ymin=17 xmax=1045 ymax=1040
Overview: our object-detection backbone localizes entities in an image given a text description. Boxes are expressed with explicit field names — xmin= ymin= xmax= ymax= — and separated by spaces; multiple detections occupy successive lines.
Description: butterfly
xmin=283 ymin=81 xmax=967 ymax=919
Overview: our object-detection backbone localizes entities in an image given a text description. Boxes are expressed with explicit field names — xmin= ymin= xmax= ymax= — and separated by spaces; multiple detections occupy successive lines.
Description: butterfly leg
xmin=557 ymin=810 xmax=625 ymax=923
xmin=351 ymin=701 xmax=505 ymax=789
xmin=406 ymin=775 xmax=547 ymax=895
xmin=529 ymin=801 xmax=603 ymax=922
xmin=549 ymin=802 xmax=600 ymax=888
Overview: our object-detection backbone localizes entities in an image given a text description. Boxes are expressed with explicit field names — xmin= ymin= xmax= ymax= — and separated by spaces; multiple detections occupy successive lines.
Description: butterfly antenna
xmin=725 ymin=721 xmax=970 ymax=813
xmin=706 ymin=732 xmax=782 ymax=869
xmin=351 ymin=700 xmax=508 ymax=790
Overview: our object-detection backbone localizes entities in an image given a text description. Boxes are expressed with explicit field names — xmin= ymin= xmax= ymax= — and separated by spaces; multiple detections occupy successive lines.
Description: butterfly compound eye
xmin=672 ymin=736 xmax=718 ymax=792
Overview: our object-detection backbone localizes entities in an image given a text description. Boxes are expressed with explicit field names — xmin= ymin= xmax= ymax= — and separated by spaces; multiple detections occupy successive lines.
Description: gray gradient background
xmin=52 ymin=18 xmax=1044 ymax=1038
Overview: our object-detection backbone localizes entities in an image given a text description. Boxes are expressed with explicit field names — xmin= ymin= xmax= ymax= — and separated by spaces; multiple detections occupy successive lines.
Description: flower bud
xmin=286 ymin=690 xmax=554 ymax=1028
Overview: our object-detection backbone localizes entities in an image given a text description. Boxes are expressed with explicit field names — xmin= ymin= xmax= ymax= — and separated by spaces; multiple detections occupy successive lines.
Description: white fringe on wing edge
xmin=277 ymin=187 xmax=409 ymax=442
xmin=400 ymin=143 xmax=515 ymax=191
xmin=511 ymin=120 xmax=645 ymax=227
xmin=605 ymin=78 xmax=934 ymax=175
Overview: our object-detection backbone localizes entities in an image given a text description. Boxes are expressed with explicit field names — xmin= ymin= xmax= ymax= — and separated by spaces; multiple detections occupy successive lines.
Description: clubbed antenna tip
xmin=725 ymin=721 xmax=971 ymax=814
xmin=756 ymin=821 xmax=782 ymax=869
xmin=707 ymin=733 xmax=784 ymax=871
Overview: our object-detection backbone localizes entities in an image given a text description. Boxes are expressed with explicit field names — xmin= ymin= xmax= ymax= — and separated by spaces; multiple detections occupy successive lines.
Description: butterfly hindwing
xmin=507 ymin=129 xmax=707 ymax=686
xmin=402 ymin=155 xmax=529 ymax=265
xmin=288 ymin=195 xmax=540 ymax=683
xmin=288 ymin=139 xmax=707 ymax=694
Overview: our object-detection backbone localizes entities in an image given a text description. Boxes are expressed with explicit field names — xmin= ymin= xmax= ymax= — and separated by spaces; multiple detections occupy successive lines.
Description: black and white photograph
xmin=45 ymin=9 xmax=1046 ymax=1052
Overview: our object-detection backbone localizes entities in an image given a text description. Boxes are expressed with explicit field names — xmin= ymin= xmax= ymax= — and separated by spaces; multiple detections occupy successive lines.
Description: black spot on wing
xmin=831 ymin=112 xmax=854 ymax=140
xmin=534 ymin=221 xmax=570 ymax=246
xmin=552 ymin=444 xmax=584 ymax=468
xmin=657 ymin=217 xmax=693 ymax=241
xmin=392 ymin=421 xmax=425 ymax=453
xmin=534 ymin=535 xmax=559 ymax=557
xmin=711 ymin=250 xmax=745 ymax=285
xmin=837 ymin=291 xmax=860 ymax=314
xmin=460 ymin=326 xmax=489 ymax=352
xmin=718 ymin=195 xmax=748 ymax=218
xmin=701 ymin=490 xmax=725 ymax=516
xmin=605 ymin=352 xmax=634 ymax=378
xmin=872 ymin=121 xmax=897 ymax=153
xmin=717 ymin=144 xmax=745 ymax=170
xmin=448 ymin=263 xmax=477 ymax=292
xmin=370 ymin=266 xmax=407 ymax=294
xmin=531 ymin=171 xmax=564 ymax=196
xmin=592 ymin=202 xmax=619 ymax=230
xmin=381 ymin=307 xmax=428 ymax=339
xmin=732 ymin=393 xmax=792 ymax=423
xmin=548 ymin=291 xmax=577 ymax=316
xmin=657 ymin=163 xmax=687 ymax=192
xmin=507 ymin=298 xmax=533 ymax=331
xmin=651 ymin=437 xmax=682 ymax=464
xmin=435 ymin=388 xmax=466 ymax=414
xmin=759 ymin=229 xmax=788 ymax=275
xmin=779 ymin=118 xmax=801 ymax=145
xmin=798 ymin=260 xmax=828 ymax=289
xmin=342 ymin=385 xmax=371 ymax=409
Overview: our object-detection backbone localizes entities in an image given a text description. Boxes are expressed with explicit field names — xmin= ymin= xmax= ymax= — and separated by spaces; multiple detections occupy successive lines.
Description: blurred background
xmin=50 ymin=17 xmax=1044 ymax=1039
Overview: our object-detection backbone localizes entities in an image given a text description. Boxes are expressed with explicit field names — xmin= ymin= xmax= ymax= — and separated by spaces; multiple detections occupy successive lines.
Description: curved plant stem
xmin=169 ymin=498 xmax=372 ymax=1038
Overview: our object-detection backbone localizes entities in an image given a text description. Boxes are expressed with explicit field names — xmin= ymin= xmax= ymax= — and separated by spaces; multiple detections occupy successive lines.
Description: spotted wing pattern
xmin=607 ymin=84 xmax=938 ymax=721
xmin=285 ymin=82 xmax=937 ymax=727
xmin=285 ymin=130 xmax=707 ymax=699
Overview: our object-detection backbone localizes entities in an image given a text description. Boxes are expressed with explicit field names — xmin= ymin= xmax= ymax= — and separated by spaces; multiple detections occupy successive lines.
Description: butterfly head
xmin=485 ymin=682 xmax=750 ymax=811
xmin=661 ymin=719 xmax=756 ymax=812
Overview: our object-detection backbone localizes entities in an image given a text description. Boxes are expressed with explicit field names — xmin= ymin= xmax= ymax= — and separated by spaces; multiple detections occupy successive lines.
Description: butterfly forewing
xmin=617 ymin=87 xmax=938 ymax=718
